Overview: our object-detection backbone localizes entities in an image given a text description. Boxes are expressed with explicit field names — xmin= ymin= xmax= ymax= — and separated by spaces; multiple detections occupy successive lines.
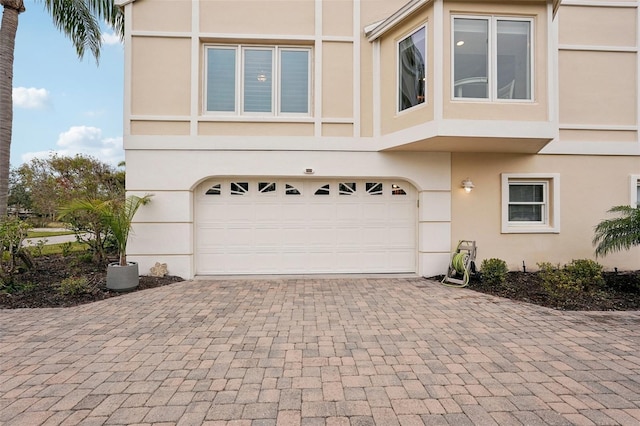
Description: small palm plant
xmin=107 ymin=195 xmax=152 ymax=266
xmin=593 ymin=205 xmax=640 ymax=258
xmin=60 ymin=194 xmax=152 ymax=266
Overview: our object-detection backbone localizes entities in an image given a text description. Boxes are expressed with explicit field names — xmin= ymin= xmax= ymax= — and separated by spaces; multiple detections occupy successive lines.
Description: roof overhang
xmin=366 ymin=0 xmax=431 ymax=42
xmin=366 ymin=0 xmax=561 ymax=42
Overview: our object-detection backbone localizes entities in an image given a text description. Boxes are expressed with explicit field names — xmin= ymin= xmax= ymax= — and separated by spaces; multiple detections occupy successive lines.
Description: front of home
xmin=117 ymin=0 xmax=640 ymax=279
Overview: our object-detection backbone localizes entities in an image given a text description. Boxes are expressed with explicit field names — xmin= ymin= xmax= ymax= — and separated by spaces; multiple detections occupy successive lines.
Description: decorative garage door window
xmin=258 ymin=182 xmax=276 ymax=194
xmin=392 ymin=184 xmax=407 ymax=195
xmin=204 ymin=181 xmax=410 ymax=196
xmin=205 ymin=183 xmax=221 ymax=195
xmin=285 ymin=184 xmax=301 ymax=195
xmin=231 ymin=182 xmax=249 ymax=195
xmin=339 ymin=182 xmax=356 ymax=195
xmin=366 ymin=182 xmax=382 ymax=195
xmin=314 ymin=184 xmax=330 ymax=195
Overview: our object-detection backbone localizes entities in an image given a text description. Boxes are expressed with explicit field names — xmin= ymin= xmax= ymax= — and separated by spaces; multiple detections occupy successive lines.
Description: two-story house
xmin=116 ymin=0 xmax=640 ymax=279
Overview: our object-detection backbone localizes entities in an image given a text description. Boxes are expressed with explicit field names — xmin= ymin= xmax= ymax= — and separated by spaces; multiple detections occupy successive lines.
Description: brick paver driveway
xmin=1 ymin=277 xmax=640 ymax=425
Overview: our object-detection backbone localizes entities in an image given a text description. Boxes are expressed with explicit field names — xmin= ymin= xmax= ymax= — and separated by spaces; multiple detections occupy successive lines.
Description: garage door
xmin=195 ymin=179 xmax=416 ymax=274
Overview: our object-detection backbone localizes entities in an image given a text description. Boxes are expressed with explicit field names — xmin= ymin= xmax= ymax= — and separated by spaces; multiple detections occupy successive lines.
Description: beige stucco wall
xmin=379 ymin=8 xmax=435 ymax=135
xmin=199 ymin=0 xmax=315 ymax=35
xmin=558 ymin=5 xmax=637 ymax=47
xmin=198 ymin=122 xmax=314 ymax=137
xmin=442 ymin=1 xmax=549 ymax=121
xmin=131 ymin=0 xmax=191 ymax=33
xmin=451 ymin=153 xmax=640 ymax=271
xmin=323 ymin=0 xmax=353 ymax=37
xmin=559 ymin=51 xmax=637 ymax=127
xmin=131 ymin=37 xmax=191 ymax=116
xmin=131 ymin=121 xmax=190 ymax=136
xmin=323 ymin=42 xmax=354 ymax=119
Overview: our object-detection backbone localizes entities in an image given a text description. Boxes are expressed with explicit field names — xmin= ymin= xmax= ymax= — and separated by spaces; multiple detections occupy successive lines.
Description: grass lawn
xmin=26 ymin=230 xmax=76 ymax=239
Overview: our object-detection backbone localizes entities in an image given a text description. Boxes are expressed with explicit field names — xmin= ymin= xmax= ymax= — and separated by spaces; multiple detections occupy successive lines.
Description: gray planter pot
xmin=106 ymin=262 xmax=139 ymax=291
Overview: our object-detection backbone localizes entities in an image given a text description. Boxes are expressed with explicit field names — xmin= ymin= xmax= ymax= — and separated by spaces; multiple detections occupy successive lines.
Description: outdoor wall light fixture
xmin=304 ymin=168 xmax=314 ymax=174
xmin=461 ymin=178 xmax=474 ymax=193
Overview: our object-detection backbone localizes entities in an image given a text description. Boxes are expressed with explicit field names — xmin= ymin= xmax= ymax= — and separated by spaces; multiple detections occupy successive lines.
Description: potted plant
xmin=104 ymin=194 xmax=153 ymax=291
xmin=59 ymin=194 xmax=152 ymax=291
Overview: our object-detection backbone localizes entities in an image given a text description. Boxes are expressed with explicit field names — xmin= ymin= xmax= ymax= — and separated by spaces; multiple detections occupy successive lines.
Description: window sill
xmin=502 ymin=225 xmax=560 ymax=234
xmin=199 ymin=115 xmax=314 ymax=123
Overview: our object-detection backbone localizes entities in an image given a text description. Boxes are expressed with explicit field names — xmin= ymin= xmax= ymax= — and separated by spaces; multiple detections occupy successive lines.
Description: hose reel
xmin=442 ymin=240 xmax=477 ymax=287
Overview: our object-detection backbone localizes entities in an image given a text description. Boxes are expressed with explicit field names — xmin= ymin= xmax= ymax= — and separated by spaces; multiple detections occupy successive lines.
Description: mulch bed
xmin=0 ymin=253 xmax=184 ymax=309
xmin=2 ymin=252 xmax=639 ymax=311
xmin=464 ymin=270 xmax=640 ymax=311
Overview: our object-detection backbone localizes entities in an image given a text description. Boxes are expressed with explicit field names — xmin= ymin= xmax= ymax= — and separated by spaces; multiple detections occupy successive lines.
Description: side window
xmin=453 ymin=16 xmax=532 ymax=101
xmin=502 ymin=174 xmax=560 ymax=233
xmin=398 ymin=26 xmax=427 ymax=111
xmin=632 ymin=175 xmax=640 ymax=207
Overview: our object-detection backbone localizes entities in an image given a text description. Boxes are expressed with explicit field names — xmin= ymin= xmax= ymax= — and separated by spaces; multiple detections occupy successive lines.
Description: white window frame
xmin=502 ymin=173 xmax=560 ymax=233
xmin=451 ymin=15 xmax=534 ymax=102
xmin=204 ymin=44 xmax=312 ymax=117
xmin=631 ymin=175 xmax=640 ymax=207
xmin=397 ymin=24 xmax=427 ymax=113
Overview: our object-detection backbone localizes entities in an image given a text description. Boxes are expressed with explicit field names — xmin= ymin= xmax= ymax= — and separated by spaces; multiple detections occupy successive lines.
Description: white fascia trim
xmin=374 ymin=119 xmax=556 ymax=150
xmin=559 ymin=124 xmax=638 ymax=131
xmin=114 ymin=0 xmax=134 ymax=6
xmin=353 ymin=0 xmax=361 ymax=138
xmin=438 ymin=119 xmax=556 ymax=139
xmin=190 ymin=0 xmax=199 ymax=136
xmin=366 ymin=0 xmax=431 ymax=41
xmin=123 ymin=135 xmax=378 ymax=151
xmin=539 ymin=141 xmax=640 ymax=155
xmin=501 ymin=173 xmax=561 ymax=234
xmin=560 ymin=1 xmax=638 ymax=7
xmin=559 ymin=45 xmax=638 ymax=53
xmin=631 ymin=175 xmax=640 ymax=207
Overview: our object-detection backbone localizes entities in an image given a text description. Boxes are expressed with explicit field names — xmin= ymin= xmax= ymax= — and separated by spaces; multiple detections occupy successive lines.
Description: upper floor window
xmin=205 ymin=45 xmax=311 ymax=116
xmin=453 ymin=16 xmax=532 ymax=101
xmin=398 ymin=26 xmax=426 ymax=111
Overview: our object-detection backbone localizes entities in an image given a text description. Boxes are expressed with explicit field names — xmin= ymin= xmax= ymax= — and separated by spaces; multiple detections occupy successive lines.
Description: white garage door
xmin=195 ymin=179 xmax=416 ymax=275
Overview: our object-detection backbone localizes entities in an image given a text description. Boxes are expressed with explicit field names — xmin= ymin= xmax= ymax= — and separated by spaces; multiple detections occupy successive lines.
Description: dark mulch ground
xmin=0 ymin=252 xmax=184 ymax=309
xmin=2 ymin=252 xmax=639 ymax=311
xmin=464 ymin=270 xmax=640 ymax=311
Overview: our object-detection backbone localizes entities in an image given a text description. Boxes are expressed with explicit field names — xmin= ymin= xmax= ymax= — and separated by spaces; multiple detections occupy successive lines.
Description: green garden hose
xmin=441 ymin=251 xmax=470 ymax=287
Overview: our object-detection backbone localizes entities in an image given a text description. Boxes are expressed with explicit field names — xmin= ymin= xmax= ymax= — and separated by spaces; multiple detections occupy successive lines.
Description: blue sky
xmin=9 ymin=0 xmax=124 ymax=167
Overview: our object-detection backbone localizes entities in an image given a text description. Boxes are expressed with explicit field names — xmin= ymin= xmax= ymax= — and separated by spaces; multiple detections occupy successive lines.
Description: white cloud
xmin=22 ymin=126 xmax=124 ymax=166
xmin=13 ymin=87 xmax=51 ymax=109
xmin=101 ymin=32 xmax=122 ymax=46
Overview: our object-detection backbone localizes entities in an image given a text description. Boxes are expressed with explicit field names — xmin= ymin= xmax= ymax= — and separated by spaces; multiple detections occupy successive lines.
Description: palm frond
xmin=593 ymin=206 xmax=640 ymax=257
xmin=42 ymin=0 xmax=123 ymax=63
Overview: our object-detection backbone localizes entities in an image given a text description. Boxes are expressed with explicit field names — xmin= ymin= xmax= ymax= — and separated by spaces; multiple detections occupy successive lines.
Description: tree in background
xmin=14 ymin=154 xmax=124 ymax=262
xmin=15 ymin=153 xmax=124 ymax=221
xmin=0 ymin=0 xmax=123 ymax=217
xmin=593 ymin=206 xmax=640 ymax=260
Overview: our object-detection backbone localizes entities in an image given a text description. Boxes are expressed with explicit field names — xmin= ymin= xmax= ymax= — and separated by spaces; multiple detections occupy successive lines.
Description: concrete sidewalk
xmin=1 ymin=277 xmax=640 ymax=425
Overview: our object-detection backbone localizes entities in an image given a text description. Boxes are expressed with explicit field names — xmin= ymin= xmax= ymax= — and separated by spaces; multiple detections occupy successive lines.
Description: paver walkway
xmin=1 ymin=277 xmax=640 ymax=425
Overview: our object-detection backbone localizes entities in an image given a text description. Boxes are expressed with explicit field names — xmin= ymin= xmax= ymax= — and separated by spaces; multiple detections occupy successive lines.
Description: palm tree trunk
xmin=0 ymin=1 xmax=25 ymax=218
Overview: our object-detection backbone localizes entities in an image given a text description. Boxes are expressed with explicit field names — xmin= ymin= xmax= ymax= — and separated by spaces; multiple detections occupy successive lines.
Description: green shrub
xmin=565 ymin=259 xmax=605 ymax=292
xmin=57 ymin=276 xmax=89 ymax=296
xmin=61 ymin=242 xmax=73 ymax=257
xmin=480 ymin=258 xmax=509 ymax=286
xmin=538 ymin=259 xmax=605 ymax=298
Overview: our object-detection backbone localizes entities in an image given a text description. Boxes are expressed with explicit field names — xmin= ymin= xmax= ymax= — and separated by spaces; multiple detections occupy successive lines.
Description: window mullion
xmin=237 ymin=46 xmax=243 ymax=116
xmin=274 ymin=47 xmax=279 ymax=116
xmin=490 ymin=17 xmax=497 ymax=101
